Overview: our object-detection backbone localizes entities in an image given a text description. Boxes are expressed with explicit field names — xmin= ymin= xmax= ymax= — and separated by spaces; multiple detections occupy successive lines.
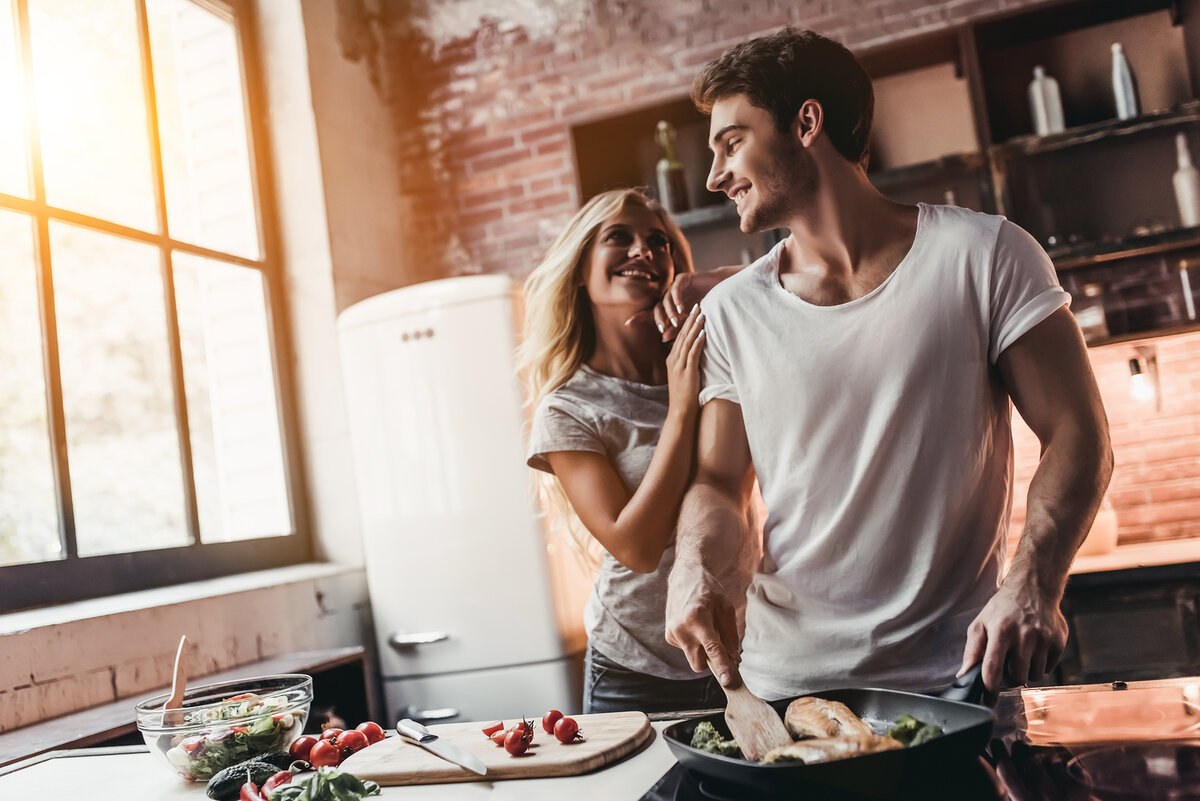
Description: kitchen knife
xmin=396 ymin=718 xmax=488 ymax=776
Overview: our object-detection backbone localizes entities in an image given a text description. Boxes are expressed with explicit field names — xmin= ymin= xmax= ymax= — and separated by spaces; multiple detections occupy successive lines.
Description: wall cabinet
xmin=1053 ymin=564 xmax=1200 ymax=685
xmin=568 ymin=0 xmax=1200 ymax=343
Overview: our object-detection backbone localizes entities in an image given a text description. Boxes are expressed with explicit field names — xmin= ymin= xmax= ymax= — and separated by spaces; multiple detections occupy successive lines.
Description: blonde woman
xmin=522 ymin=188 xmax=738 ymax=713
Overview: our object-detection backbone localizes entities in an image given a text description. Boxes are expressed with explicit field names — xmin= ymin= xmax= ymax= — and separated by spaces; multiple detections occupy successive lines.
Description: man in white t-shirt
xmin=664 ymin=28 xmax=1113 ymax=698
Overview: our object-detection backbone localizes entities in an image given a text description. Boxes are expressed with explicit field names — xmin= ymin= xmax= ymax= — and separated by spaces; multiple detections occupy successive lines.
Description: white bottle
xmin=1174 ymin=133 xmax=1200 ymax=227
xmin=1111 ymin=43 xmax=1141 ymax=120
xmin=1028 ymin=66 xmax=1065 ymax=136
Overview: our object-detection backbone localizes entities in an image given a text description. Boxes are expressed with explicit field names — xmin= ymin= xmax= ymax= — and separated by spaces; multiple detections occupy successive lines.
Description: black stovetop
xmin=641 ymin=677 xmax=1200 ymax=801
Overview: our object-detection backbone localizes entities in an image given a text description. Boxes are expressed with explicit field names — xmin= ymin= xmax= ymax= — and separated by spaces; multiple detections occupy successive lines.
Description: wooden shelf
xmin=1049 ymin=224 xmax=1200 ymax=270
xmin=868 ymin=151 xmax=986 ymax=192
xmin=672 ymin=202 xmax=738 ymax=230
xmin=995 ymin=101 xmax=1200 ymax=157
xmin=1086 ymin=321 xmax=1200 ymax=347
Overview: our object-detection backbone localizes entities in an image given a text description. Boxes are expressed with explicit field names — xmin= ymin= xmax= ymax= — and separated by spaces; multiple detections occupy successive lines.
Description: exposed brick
xmin=507 ymin=190 xmax=572 ymax=216
xmin=468 ymin=146 xmax=536 ymax=175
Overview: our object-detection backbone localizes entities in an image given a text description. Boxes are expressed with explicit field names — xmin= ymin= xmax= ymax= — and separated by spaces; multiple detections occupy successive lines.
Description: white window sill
xmin=0 ymin=562 xmax=360 ymax=635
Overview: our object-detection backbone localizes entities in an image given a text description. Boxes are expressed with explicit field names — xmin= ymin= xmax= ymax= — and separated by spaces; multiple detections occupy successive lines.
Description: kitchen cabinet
xmin=569 ymin=0 xmax=1200 ymax=340
xmin=1051 ymin=560 xmax=1200 ymax=685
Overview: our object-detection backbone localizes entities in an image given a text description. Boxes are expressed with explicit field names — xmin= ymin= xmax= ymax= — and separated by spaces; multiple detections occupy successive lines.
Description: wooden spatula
xmin=163 ymin=635 xmax=189 ymax=725
xmin=710 ymin=660 xmax=792 ymax=762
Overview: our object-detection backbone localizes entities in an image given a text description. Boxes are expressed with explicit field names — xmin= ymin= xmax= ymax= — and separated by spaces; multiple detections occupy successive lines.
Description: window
xmin=0 ymin=0 xmax=306 ymax=611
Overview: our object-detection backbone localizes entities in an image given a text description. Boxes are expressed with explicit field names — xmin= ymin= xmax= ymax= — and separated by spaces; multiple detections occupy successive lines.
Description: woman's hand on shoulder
xmin=665 ymin=304 xmax=706 ymax=418
xmin=625 ymin=265 xmax=741 ymax=342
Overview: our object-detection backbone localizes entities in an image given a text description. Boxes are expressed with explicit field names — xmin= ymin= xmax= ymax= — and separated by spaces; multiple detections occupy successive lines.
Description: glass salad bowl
xmin=135 ymin=674 xmax=312 ymax=781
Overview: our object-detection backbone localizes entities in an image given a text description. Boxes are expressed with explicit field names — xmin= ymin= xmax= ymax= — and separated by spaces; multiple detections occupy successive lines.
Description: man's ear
xmin=795 ymin=99 xmax=823 ymax=146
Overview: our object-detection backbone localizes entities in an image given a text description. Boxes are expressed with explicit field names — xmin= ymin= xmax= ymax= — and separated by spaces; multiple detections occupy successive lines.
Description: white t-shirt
xmin=698 ymin=203 xmax=1070 ymax=699
xmin=526 ymin=366 xmax=698 ymax=680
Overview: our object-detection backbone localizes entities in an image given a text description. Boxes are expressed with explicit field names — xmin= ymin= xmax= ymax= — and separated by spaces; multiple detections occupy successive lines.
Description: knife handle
xmin=396 ymin=718 xmax=435 ymax=742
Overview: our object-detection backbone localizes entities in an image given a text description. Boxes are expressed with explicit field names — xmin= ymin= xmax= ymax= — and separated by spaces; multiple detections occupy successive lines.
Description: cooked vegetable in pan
xmin=692 ymin=698 xmax=945 ymax=765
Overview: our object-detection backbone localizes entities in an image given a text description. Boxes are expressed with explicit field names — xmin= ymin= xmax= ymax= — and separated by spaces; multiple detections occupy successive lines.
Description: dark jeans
xmin=583 ymin=644 xmax=725 ymax=714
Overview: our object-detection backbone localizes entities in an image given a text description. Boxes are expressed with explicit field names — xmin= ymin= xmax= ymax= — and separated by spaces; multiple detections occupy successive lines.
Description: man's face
xmin=705 ymin=94 xmax=815 ymax=233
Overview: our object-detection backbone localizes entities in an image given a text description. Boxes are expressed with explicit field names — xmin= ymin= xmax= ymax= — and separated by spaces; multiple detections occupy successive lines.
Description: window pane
xmin=0 ymin=0 xmax=29 ymax=197
xmin=28 ymin=0 xmax=157 ymax=231
xmin=51 ymin=223 xmax=187 ymax=555
xmin=148 ymin=0 xmax=260 ymax=258
xmin=174 ymin=254 xmax=290 ymax=541
xmin=0 ymin=210 xmax=59 ymax=565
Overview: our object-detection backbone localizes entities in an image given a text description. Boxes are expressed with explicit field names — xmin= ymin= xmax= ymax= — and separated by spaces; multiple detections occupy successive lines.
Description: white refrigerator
xmin=337 ymin=275 xmax=589 ymax=725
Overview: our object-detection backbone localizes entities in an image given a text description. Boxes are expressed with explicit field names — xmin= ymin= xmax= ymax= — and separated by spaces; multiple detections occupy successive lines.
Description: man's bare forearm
xmin=1006 ymin=424 xmax=1113 ymax=598
xmin=675 ymin=478 xmax=757 ymax=596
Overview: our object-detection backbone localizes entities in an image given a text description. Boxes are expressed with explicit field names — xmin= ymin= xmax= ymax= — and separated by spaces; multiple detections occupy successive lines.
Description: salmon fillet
xmin=761 ymin=733 xmax=903 ymax=764
xmin=783 ymin=697 xmax=875 ymax=739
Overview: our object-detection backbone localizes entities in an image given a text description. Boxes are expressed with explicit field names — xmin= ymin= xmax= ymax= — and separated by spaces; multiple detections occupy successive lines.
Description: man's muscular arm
xmin=666 ymin=398 xmax=759 ymax=687
xmin=962 ymin=307 xmax=1113 ymax=692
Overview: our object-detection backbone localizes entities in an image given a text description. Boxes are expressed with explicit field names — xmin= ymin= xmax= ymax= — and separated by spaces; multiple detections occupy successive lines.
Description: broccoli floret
xmin=887 ymin=714 xmax=924 ymax=745
xmin=690 ymin=721 xmax=742 ymax=758
xmin=910 ymin=723 xmax=944 ymax=746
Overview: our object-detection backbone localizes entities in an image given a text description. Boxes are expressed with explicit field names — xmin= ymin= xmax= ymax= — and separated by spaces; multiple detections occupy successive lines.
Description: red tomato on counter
xmin=319 ymin=727 xmax=343 ymax=741
xmin=336 ymin=729 xmax=370 ymax=755
xmin=554 ymin=717 xmax=582 ymax=743
xmin=356 ymin=721 xmax=386 ymax=744
xmin=308 ymin=739 xmax=342 ymax=767
xmin=542 ymin=709 xmax=563 ymax=734
xmin=288 ymin=735 xmax=318 ymax=762
xmin=503 ymin=728 xmax=529 ymax=756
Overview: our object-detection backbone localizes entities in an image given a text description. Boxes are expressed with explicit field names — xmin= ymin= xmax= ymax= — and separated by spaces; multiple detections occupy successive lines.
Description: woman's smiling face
xmin=581 ymin=204 xmax=675 ymax=314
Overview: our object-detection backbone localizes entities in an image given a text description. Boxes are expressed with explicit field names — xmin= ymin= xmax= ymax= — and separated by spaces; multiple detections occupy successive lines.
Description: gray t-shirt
xmin=526 ymin=365 xmax=697 ymax=680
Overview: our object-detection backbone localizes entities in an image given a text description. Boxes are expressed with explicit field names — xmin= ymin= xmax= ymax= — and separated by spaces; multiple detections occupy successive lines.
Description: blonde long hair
xmin=518 ymin=188 xmax=694 ymax=561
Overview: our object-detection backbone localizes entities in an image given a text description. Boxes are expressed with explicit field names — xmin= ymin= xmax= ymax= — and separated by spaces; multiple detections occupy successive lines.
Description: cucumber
xmin=205 ymin=759 xmax=282 ymax=800
xmin=255 ymin=751 xmax=296 ymax=770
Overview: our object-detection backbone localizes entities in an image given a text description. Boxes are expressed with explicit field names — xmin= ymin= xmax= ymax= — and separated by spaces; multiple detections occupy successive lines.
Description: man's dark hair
xmin=692 ymin=28 xmax=874 ymax=165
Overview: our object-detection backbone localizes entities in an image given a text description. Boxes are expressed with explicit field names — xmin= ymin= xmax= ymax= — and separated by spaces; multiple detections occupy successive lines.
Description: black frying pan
xmin=662 ymin=668 xmax=995 ymax=797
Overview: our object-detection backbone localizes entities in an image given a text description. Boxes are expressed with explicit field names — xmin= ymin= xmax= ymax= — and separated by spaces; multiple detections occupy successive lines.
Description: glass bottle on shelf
xmin=1179 ymin=258 xmax=1197 ymax=322
xmin=1173 ymin=133 xmax=1200 ymax=228
xmin=1111 ymin=43 xmax=1141 ymax=121
xmin=1028 ymin=66 xmax=1065 ymax=136
xmin=655 ymin=121 xmax=690 ymax=214
xmin=1074 ymin=282 xmax=1110 ymax=342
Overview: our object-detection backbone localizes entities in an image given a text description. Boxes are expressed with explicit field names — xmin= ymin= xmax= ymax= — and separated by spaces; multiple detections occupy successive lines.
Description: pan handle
xmin=940 ymin=661 xmax=987 ymax=705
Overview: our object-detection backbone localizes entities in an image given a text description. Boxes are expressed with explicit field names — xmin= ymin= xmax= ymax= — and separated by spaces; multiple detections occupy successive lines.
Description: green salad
xmin=160 ymin=692 xmax=305 ymax=781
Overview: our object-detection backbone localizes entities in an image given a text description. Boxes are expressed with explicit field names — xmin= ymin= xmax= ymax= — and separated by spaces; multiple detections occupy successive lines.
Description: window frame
xmin=0 ymin=0 xmax=311 ymax=613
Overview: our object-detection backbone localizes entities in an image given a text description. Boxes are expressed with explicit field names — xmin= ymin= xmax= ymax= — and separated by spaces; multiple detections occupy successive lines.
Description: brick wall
xmin=384 ymin=0 xmax=1053 ymax=280
xmin=383 ymin=0 xmax=1199 ymax=550
xmin=1010 ymin=332 xmax=1200 ymax=549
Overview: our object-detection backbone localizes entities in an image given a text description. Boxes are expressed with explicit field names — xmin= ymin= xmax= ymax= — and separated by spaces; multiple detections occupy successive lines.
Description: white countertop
xmin=1068 ymin=537 xmax=1200 ymax=574
xmin=0 ymin=723 xmax=680 ymax=801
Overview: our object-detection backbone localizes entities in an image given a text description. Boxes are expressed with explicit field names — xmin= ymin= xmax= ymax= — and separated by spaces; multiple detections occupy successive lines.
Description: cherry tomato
xmin=308 ymin=739 xmax=342 ymax=767
xmin=503 ymin=728 xmax=529 ymax=756
xmin=356 ymin=721 xmax=386 ymax=745
xmin=554 ymin=717 xmax=582 ymax=743
xmin=510 ymin=717 xmax=534 ymax=743
xmin=180 ymin=735 xmax=206 ymax=755
xmin=288 ymin=735 xmax=318 ymax=762
xmin=336 ymin=729 xmax=370 ymax=754
xmin=542 ymin=709 xmax=563 ymax=734
xmin=319 ymin=727 xmax=343 ymax=741
xmin=481 ymin=720 xmax=505 ymax=737
xmin=490 ymin=730 xmax=508 ymax=746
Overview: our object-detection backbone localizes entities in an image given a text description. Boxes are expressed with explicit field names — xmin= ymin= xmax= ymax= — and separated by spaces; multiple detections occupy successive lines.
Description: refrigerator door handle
xmin=389 ymin=631 xmax=450 ymax=650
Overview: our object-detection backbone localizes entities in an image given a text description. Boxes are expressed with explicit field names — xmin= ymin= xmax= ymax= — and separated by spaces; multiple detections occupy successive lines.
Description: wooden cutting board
xmin=339 ymin=711 xmax=652 ymax=785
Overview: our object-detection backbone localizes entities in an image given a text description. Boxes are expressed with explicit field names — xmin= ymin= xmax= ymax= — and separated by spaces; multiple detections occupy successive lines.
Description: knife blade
xmin=396 ymin=718 xmax=488 ymax=776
